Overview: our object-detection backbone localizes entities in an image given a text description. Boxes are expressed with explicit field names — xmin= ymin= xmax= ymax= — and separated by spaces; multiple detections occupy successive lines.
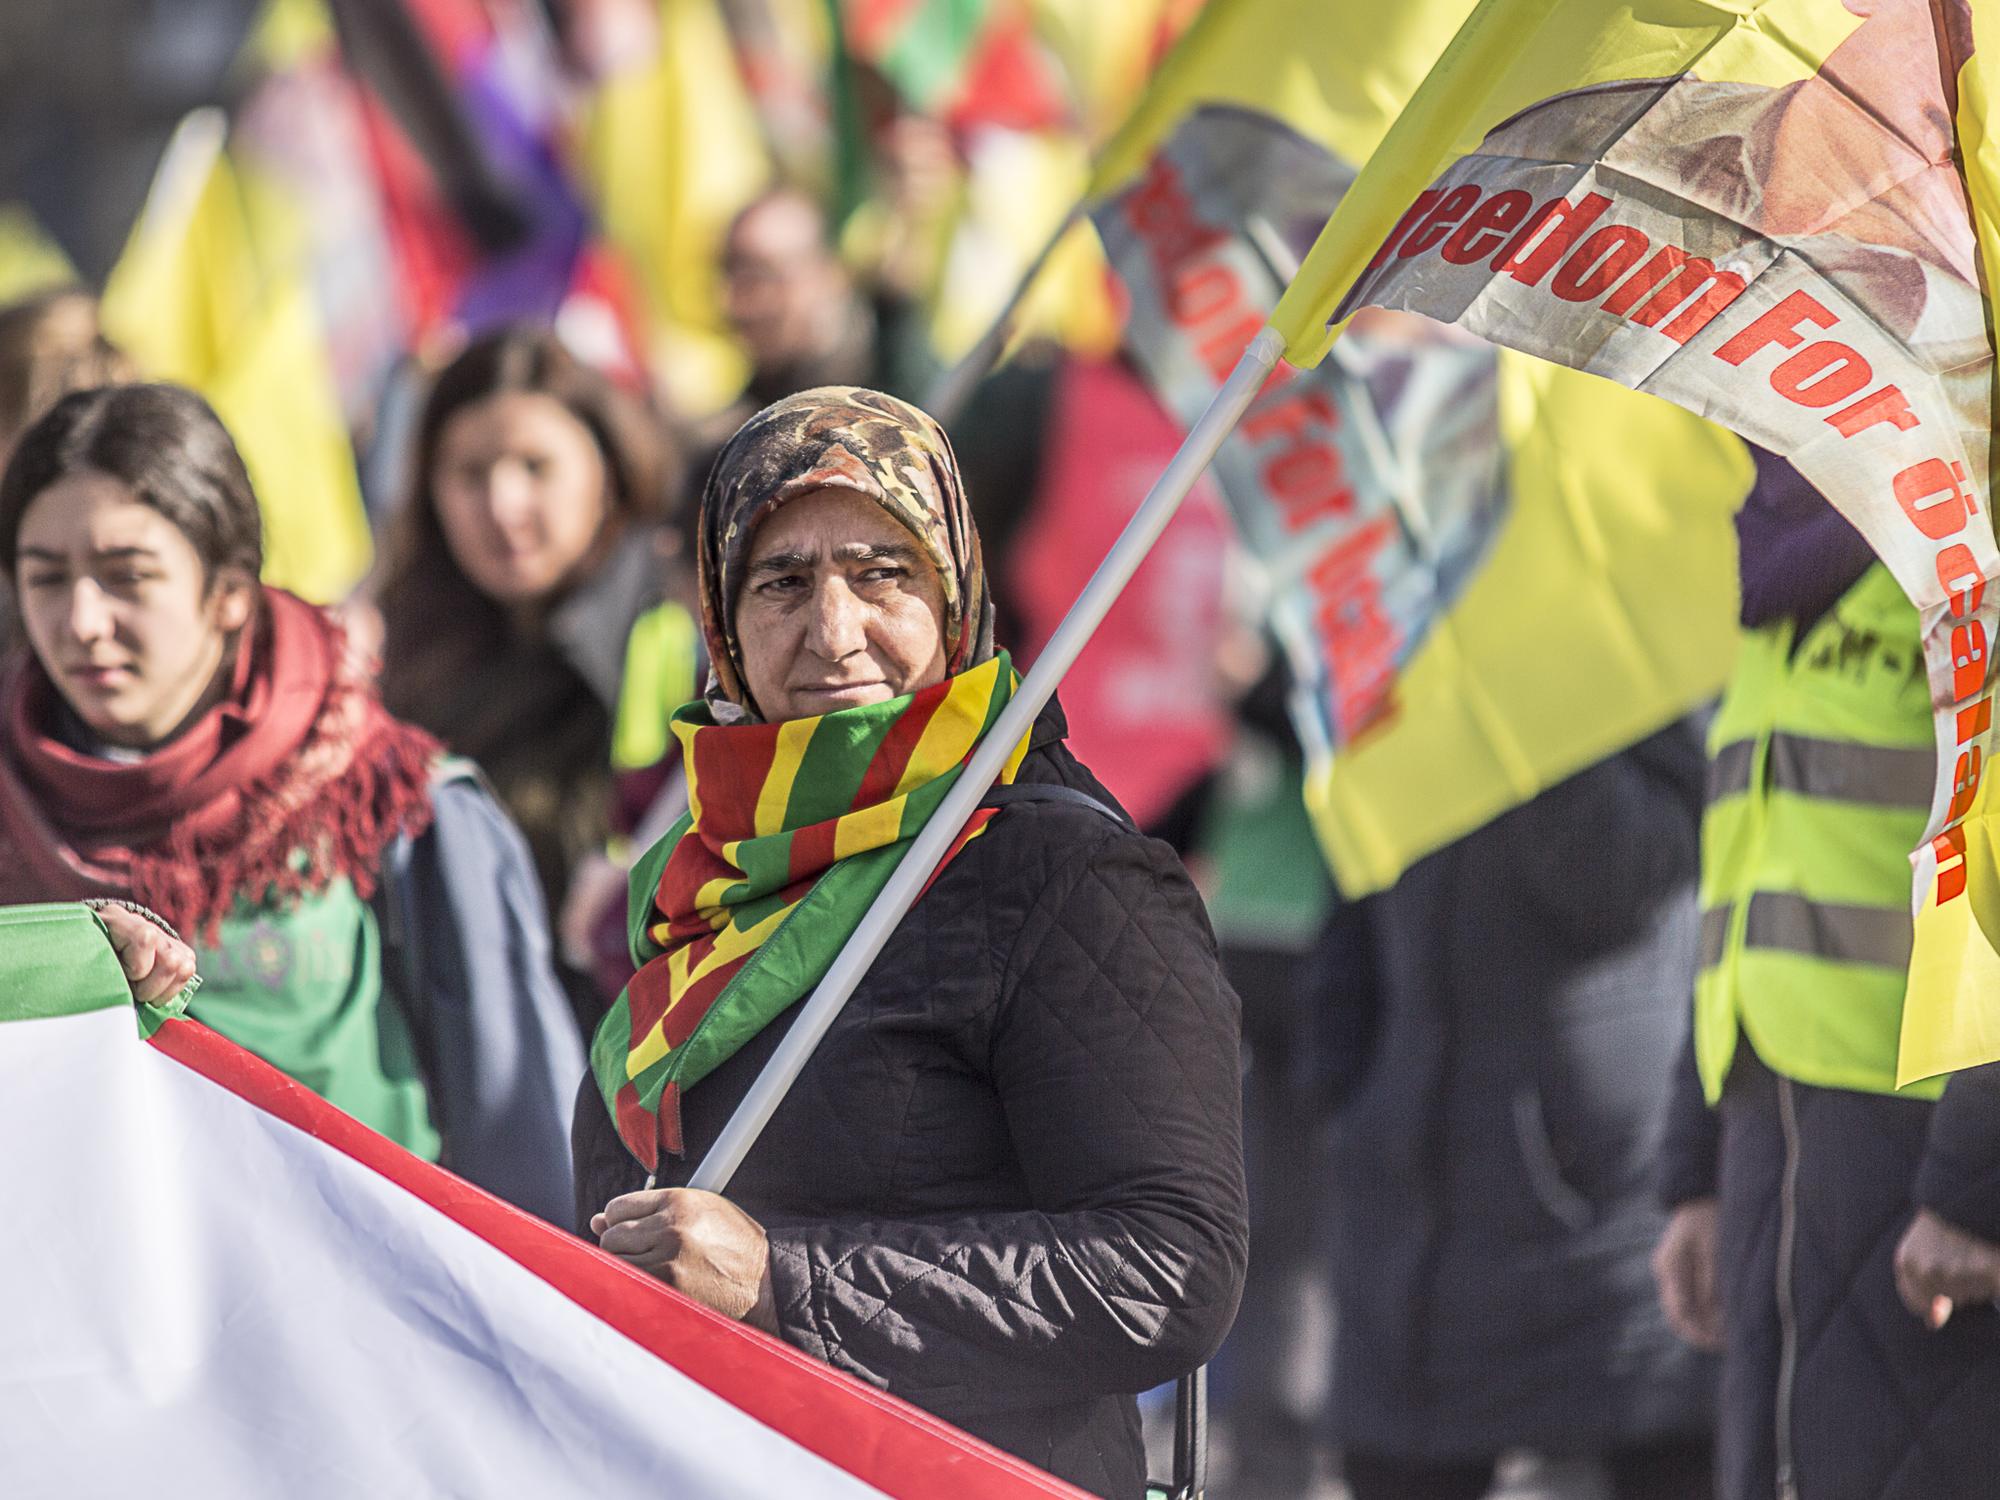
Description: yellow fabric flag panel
xmin=100 ymin=117 xmax=372 ymax=605
xmin=1304 ymin=353 xmax=1746 ymax=894
xmin=1087 ymin=0 xmax=1746 ymax=895
xmin=580 ymin=0 xmax=773 ymax=415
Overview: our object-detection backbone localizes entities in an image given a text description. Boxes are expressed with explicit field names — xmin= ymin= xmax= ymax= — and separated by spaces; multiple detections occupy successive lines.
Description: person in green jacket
xmin=0 ymin=382 xmax=583 ymax=1221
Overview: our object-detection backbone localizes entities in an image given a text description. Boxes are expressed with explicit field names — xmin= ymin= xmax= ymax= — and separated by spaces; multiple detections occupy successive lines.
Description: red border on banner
xmin=147 ymin=1016 xmax=1084 ymax=1500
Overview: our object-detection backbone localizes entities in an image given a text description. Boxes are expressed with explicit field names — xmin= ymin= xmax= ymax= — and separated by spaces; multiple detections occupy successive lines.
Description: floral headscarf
xmin=696 ymin=385 xmax=995 ymax=720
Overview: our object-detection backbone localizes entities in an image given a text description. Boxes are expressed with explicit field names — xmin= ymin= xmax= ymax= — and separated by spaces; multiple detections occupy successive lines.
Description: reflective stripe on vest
xmin=1698 ymin=905 xmax=1729 ymax=970
xmin=1696 ymin=893 xmax=1911 ymax=974
xmin=1741 ymin=890 xmax=1912 ymax=970
xmin=1707 ymin=733 xmax=1934 ymax=809
xmin=1707 ymin=737 xmax=1756 ymax=804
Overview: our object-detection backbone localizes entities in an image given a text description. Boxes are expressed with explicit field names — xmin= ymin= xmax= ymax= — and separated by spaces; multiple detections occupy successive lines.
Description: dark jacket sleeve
xmin=1657 ymin=1024 xmax=1721 ymax=1209
xmin=1916 ymin=1061 xmax=2000 ymax=1243
xmin=391 ymin=775 xmax=586 ymax=1225
xmin=763 ymin=831 xmax=1250 ymax=1417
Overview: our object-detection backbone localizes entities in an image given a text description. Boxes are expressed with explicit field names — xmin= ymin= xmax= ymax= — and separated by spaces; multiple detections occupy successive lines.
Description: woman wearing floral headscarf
xmin=571 ymin=387 xmax=1248 ymax=1499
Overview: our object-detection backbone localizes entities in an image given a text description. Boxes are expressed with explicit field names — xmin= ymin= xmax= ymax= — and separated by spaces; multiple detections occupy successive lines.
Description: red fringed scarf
xmin=0 ymin=589 xmax=440 ymax=940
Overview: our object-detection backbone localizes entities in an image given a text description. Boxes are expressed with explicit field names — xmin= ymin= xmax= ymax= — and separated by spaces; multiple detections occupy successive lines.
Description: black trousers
xmin=1711 ymin=1051 xmax=2000 ymax=1500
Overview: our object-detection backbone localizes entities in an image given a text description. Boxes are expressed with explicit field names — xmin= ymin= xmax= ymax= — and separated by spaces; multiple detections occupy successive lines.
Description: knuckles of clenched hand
xmin=1892 ymin=1209 xmax=2000 ymax=1330
xmin=592 ymin=1187 xmax=779 ymax=1333
xmin=1651 ymin=1197 xmax=1725 ymax=1354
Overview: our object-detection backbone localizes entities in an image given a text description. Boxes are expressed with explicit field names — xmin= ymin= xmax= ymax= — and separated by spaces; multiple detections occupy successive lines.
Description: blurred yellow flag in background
xmin=100 ymin=112 xmax=372 ymax=605
xmin=1090 ymin=0 xmax=1748 ymax=895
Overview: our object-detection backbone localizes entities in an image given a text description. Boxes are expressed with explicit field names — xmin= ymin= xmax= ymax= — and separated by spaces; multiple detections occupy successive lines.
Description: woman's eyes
xmin=449 ymin=454 xmax=555 ymax=487
xmin=17 ymin=568 xmax=155 ymax=592
xmin=753 ymin=565 xmax=908 ymax=596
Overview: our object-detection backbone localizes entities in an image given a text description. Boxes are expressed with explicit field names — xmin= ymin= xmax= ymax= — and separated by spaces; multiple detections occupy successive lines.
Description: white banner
xmin=0 ymin=1000 xmax=1080 ymax=1499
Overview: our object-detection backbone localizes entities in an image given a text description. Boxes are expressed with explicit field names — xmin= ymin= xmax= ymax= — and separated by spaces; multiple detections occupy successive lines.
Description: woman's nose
xmin=484 ymin=461 xmax=537 ymax=529
xmin=65 ymin=579 xmax=114 ymax=643
xmin=803 ymin=579 xmax=866 ymax=658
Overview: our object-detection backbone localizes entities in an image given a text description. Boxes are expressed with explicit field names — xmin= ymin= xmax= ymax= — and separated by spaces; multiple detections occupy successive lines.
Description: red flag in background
xmin=845 ymin=0 xmax=1068 ymax=131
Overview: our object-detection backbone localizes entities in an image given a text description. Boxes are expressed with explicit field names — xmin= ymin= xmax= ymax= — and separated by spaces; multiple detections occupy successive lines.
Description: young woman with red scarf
xmin=0 ymin=383 xmax=582 ymax=1222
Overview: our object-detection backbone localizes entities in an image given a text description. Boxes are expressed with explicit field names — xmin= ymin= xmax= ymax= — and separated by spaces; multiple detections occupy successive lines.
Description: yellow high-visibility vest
xmin=1696 ymin=564 xmax=1940 ymax=1102
xmin=611 ymin=600 xmax=701 ymax=774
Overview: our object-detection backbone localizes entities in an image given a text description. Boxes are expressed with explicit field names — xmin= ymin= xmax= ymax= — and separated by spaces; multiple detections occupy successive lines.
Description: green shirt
xmin=188 ymin=875 xmax=440 ymax=1159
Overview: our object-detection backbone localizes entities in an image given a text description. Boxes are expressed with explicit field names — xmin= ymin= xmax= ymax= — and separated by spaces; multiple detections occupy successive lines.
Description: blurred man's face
xmin=722 ymin=195 xmax=849 ymax=378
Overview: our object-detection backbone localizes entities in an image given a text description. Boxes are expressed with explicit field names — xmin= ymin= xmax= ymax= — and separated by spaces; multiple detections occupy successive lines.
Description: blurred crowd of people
xmin=4 ymin=4 xmax=2000 ymax=1500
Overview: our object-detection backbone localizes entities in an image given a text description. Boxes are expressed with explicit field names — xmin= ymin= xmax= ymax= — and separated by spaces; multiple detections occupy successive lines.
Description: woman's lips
xmin=797 ymin=681 xmax=886 ymax=700
xmin=64 ymin=663 xmax=132 ymax=690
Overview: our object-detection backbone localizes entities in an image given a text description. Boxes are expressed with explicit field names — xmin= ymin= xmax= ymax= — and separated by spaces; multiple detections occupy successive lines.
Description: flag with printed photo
xmin=1087 ymin=0 xmax=1749 ymax=894
xmin=1262 ymin=0 xmax=2000 ymax=1082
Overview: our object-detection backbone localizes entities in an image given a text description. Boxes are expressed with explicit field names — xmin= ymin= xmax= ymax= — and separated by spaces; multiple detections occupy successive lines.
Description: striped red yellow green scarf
xmin=591 ymin=654 xmax=1028 ymax=1170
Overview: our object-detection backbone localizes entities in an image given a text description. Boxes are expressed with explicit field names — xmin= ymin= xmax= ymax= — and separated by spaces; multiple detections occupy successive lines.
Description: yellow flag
xmin=579 ymin=0 xmax=773 ymax=414
xmin=1261 ymin=0 xmax=2000 ymax=1081
xmin=1089 ymin=0 xmax=1475 ymax=198
xmin=1265 ymin=0 xmax=1864 ymax=367
xmin=0 ymin=208 xmax=77 ymax=306
xmin=1088 ymin=0 xmax=1748 ymax=895
xmin=929 ymin=130 xmax=1122 ymax=362
xmin=99 ymin=116 xmax=372 ymax=605
xmin=1029 ymin=0 xmax=1184 ymax=142
xmin=1902 ymin=6 xmax=2000 ymax=1083
xmin=1300 ymin=352 xmax=1746 ymax=891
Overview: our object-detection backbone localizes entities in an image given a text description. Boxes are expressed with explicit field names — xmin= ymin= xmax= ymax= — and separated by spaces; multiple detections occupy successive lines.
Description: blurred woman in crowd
xmin=0 ymin=290 xmax=133 ymax=459
xmin=0 ymin=383 xmax=582 ymax=1221
xmin=572 ymin=387 xmax=1248 ymax=1499
xmin=0 ymin=289 xmax=136 ymax=659
xmin=375 ymin=327 xmax=678 ymax=1024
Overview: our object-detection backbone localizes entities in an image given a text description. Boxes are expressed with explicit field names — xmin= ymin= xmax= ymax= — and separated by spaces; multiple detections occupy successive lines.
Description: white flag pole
xmin=920 ymin=204 xmax=1083 ymax=429
xmin=689 ymin=323 xmax=1286 ymax=1193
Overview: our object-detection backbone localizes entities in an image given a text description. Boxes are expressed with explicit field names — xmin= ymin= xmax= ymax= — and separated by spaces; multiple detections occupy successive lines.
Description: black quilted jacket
xmin=573 ymin=702 xmax=1249 ymax=1499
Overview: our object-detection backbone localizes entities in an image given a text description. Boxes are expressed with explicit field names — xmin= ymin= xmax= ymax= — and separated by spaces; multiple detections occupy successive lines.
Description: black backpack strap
xmin=373 ymin=757 xmax=485 ymax=1092
xmin=977 ymin=781 xmax=1134 ymax=829
xmin=373 ymin=816 xmax=434 ymax=1089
